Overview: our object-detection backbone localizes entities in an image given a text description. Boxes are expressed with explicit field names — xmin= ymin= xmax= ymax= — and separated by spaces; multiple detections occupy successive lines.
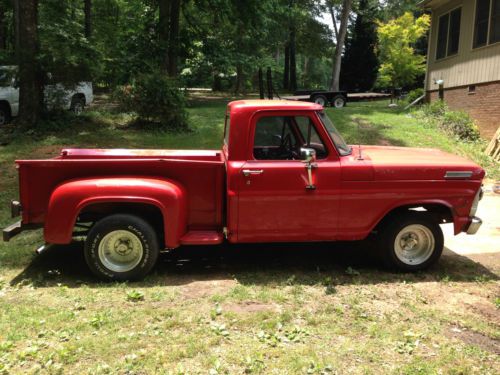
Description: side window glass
xmin=295 ymin=116 xmax=328 ymax=159
xmin=253 ymin=116 xmax=296 ymax=160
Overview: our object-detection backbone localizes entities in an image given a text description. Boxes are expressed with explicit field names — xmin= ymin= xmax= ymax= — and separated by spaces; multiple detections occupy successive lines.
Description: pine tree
xmin=340 ymin=0 xmax=378 ymax=92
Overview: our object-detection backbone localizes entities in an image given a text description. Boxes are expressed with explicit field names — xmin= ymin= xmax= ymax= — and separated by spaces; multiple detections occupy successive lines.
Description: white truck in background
xmin=0 ymin=65 xmax=93 ymax=126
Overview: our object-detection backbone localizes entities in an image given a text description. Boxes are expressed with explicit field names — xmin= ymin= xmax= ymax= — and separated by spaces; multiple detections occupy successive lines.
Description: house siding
xmin=426 ymin=0 xmax=500 ymax=139
xmin=426 ymin=0 xmax=500 ymax=91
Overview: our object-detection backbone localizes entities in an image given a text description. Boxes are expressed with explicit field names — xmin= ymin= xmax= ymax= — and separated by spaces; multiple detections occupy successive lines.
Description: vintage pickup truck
xmin=3 ymin=100 xmax=484 ymax=280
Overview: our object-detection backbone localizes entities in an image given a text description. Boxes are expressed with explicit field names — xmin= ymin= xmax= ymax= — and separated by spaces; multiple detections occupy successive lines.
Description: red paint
xmin=11 ymin=100 xmax=484 ymax=248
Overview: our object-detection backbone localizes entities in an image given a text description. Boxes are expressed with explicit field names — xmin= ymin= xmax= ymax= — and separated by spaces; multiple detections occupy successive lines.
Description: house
xmin=423 ymin=0 xmax=500 ymax=139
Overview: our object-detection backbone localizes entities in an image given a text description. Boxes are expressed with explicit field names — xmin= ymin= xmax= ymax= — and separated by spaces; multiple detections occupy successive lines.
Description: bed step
xmin=180 ymin=231 xmax=224 ymax=245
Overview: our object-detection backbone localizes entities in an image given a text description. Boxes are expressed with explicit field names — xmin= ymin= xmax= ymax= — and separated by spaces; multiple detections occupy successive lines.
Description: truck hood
xmin=341 ymin=145 xmax=485 ymax=181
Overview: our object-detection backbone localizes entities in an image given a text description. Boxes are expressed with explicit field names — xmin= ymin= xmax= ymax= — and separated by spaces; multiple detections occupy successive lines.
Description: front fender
xmin=44 ymin=177 xmax=187 ymax=248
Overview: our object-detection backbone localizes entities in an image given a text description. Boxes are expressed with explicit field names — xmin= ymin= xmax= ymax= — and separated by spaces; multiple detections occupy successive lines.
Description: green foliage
xmin=405 ymin=88 xmax=424 ymax=104
xmin=126 ymin=290 xmax=145 ymax=302
xmin=341 ymin=0 xmax=379 ymax=91
xmin=115 ymin=71 xmax=189 ymax=131
xmin=418 ymin=101 xmax=480 ymax=142
xmin=376 ymin=12 xmax=430 ymax=89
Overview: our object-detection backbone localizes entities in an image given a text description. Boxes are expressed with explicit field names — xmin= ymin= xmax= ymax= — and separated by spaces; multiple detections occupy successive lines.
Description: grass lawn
xmin=0 ymin=97 xmax=498 ymax=374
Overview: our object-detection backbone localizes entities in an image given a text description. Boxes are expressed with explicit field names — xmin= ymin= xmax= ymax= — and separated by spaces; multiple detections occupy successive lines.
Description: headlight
xmin=470 ymin=187 xmax=482 ymax=217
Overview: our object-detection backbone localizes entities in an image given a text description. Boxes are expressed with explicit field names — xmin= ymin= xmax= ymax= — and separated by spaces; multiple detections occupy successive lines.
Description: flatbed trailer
xmin=282 ymin=90 xmax=348 ymax=108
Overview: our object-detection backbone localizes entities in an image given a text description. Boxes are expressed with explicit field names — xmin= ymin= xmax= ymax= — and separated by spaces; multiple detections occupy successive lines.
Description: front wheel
xmin=378 ymin=212 xmax=443 ymax=271
xmin=84 ymin=214 xmax=160 ymax=281
xmin=313 ymin=95 xmax=328 ymax=107
xmin=0 ymin=105 xmax=11 ymax=126
xmin=70 ymin=96 xmax=85 ymax=115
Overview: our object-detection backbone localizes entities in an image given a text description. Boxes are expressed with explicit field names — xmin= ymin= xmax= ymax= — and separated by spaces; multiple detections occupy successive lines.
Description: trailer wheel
xmin=84 ymin=214 xmax=159 ymax=281
xmin=332 ymin=95 xmax=346 ymax=108
xmin=313 ymin=95 xmax=328 ymax=107
xmin=378 ymin=212 xmax=443 ymax=272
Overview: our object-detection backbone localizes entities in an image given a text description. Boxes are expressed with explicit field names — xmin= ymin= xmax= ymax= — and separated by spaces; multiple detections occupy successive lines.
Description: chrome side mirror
xmin=300 ymin=147 xmax=316 ymax=163
xmin=300 ymin=148 xmax=317 ymax=190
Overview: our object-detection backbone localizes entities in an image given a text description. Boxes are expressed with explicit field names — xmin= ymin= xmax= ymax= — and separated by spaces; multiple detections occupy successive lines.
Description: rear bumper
xmin=466 ymin=216 xmax=482 ymax=235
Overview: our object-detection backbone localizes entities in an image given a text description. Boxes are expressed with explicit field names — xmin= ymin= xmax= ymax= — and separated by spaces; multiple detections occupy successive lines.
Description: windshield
xmin=317 ymin=111 xmax=351 ymax=156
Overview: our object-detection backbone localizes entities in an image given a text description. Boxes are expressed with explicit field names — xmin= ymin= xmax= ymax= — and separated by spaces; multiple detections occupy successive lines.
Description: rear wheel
xmin=378 ymin=212 xmax=443 ymax=271
xmin=84 ymin=214 xmax=159 ymax=281
xmin=332 ymin=95 xmax=346 ymax=108
xmin=313 ymin=95 xmax=328 ymax=107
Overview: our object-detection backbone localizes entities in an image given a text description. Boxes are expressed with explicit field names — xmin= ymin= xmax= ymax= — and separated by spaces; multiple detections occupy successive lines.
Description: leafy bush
xmin=405 ymin=88 xmax=424 ymax=105
xmin=421 ymin=99 xmax=447 ymax=118
xmin=418 ymin=100 xmax=480 ymax=141
xmin=115 ymin=71 xmax=189 ymax=131
xmin=441 ymin=110 xmax=480 ymax=141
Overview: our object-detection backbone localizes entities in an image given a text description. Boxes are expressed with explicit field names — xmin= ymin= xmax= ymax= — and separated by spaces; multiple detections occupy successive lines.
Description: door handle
xmin=242 ymin=169 xmax=264 ymax=176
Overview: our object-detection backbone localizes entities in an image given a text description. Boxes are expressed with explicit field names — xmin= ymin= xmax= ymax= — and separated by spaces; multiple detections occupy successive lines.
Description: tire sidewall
xmin=313 ymin=95 xmax=328 ymax=107
xmin=379 ymin=213 xmax=444 ymax=271
xmin=85 ymin=215 xmax=159 ymax=281
xmin=0 ymin=107 xmax=9 ymax=125
xmin=333 ymin=96 xmax=346 ymax=108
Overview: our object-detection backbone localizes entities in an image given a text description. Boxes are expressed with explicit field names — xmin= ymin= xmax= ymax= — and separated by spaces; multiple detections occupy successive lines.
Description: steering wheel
xmin=279 ymin=133 xmax=299 ymax=159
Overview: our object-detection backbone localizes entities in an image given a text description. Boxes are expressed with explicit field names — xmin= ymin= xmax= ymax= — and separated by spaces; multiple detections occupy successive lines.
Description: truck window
xmin=253 ymin=116 xmax=327 ymax=160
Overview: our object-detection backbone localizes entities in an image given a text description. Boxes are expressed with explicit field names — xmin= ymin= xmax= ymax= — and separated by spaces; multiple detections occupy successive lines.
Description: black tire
xmin=70 ymin=96 xmax=85 ymax=115
xmin=377 ymin=212 xmax=443 ymax=272
xmin=332 ymin=95 xmax=346 ymax=108
xmin=84 ymin=214 xmax=160 ymax=281
xmin=313 ymin=94 xmax=328 ymax=107
xmin=0 ymin=104 xmax=11 ymax=126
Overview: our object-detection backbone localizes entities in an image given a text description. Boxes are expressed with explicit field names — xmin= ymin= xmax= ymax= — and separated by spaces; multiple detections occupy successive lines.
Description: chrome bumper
xmin=466 ymin=216 xmax=482 ymax=235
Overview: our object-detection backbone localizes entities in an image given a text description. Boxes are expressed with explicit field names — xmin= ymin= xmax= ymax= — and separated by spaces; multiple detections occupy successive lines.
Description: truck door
xmin=236 ymin=111 xmax=341 ymax=242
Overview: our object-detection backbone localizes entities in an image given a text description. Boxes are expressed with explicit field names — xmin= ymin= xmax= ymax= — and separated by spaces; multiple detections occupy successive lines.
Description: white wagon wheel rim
xmin=98 ymin=230 xmax=144 ymax=272
xmin=314 ymin=96 xmax=326 ymax=106
xmin=394 ymin=224 xmax=435 ymax=265
xmin=334 ymin=97 xmax=345 ymax=108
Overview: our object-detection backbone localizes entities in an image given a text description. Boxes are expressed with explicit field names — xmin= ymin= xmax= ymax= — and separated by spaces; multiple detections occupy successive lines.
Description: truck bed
xmin=16 ymin=149 xmax=225 ymax=230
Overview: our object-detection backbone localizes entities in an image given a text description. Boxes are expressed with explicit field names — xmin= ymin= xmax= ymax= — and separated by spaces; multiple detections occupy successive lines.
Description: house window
xmin=436 ymin=8 xmax=462 ymax=59
xmin=474 ymin=0 xmax=500 ymax=48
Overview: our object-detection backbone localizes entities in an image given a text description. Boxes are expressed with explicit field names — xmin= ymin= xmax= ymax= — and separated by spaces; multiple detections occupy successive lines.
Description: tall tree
xmin=17 ymin=0 xmax=42 ymax=126
xmin=376 ymin=12 xmax=430 ymax=96
xmin=0 ymin=1 xmax=6 ymax=50
xmin=341 ymin=0 xmax=378 ymax=91
xmin=84 ymin=0 xmax=91 ymax=39
xmin=328 ymin=0 xmax=352 ymax=91
xmin=168 ymin=0 xmax=180 ymax=77
xmin=159 ymin=0 xmax=171 ymax=73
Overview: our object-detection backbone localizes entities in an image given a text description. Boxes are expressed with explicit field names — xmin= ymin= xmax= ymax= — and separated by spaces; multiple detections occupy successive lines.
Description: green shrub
xmin=418 ymin=100 xmax=480 ymax=141
xmin=115 ymin=71 xmax=189 ymax=131
xmin=405 ymin=88 xmax=424 ymax=105
xmin=421 ymin=99 xmax=447 ymax=118
xmin=441 ymin=110 xmax=480 ymax=141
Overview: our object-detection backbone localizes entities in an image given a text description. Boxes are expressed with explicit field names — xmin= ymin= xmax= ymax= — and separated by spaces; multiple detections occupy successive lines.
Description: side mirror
xmin=300 ymin=147 xmax=316 ymax=163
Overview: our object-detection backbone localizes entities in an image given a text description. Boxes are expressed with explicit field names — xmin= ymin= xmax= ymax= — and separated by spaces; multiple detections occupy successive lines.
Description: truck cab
xmin=3 ymin=100 xmax=485 ymax=280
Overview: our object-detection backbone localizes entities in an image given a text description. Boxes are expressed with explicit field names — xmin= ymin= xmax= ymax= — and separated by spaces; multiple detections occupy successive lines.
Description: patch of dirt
xmin=467 ymin=302 xmax=500 ymax=326
xmin=178 ymin=279 xmax=238 ymax=299
xmin=224 ymin=301 xmax=279 ymax=314
xmin=32 ymin=145 xmax=66 ymax=157
xmin=446 ymin=326 xmax=500 ymax=355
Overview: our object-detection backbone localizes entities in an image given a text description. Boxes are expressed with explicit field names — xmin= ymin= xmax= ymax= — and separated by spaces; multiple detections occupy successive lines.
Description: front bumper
xmin=466 ymin=216 xmax=482 ymax=235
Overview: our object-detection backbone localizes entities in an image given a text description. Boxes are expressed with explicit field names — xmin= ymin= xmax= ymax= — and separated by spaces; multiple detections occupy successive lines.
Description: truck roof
xmin=227 ymin=99 xmax=323 ymax=113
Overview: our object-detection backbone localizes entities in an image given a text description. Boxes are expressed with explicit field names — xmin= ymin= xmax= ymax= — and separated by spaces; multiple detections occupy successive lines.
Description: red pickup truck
xmin=3 ymin=100 xmax=484 ymax=280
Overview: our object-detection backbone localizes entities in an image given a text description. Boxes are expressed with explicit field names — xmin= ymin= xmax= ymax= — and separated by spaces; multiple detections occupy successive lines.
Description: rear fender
xmin=44 ymin=177 xmax=187 ymax=248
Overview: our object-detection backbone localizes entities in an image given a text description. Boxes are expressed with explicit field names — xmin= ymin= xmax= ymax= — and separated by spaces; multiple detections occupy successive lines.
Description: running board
xmin=180 ymin=231 xmax=224 ymax=245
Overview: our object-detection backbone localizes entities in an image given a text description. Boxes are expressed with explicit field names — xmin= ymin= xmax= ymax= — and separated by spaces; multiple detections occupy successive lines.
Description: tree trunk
xmin=167 ymin=0 xmax=180 ymax=77
xmin=14 ymin=0 xmax=20 ymax=59
xmin=84 ymin=0 xmax=91 ymax=38
xmin=235 ymin=64 xmax=243 ymax=94
xmin=283 ymin=43 xmax=289 ymax=90
xmin=330 ymin=0 xmax=352 ymax=91
xmin=289 ymin=27 xmax=297 ymax=92
xmin=18 ymin=0 xmax=41 ymax=127
xmin=159 ymin=0 xmax=171 ymax=73
xmin=0 ymin=3 xmax=6 ymax=50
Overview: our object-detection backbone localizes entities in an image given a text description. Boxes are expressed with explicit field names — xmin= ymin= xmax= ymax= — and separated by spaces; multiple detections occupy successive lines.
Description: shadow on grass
xmin=9 ymin=240 xmax=498 ymax=288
